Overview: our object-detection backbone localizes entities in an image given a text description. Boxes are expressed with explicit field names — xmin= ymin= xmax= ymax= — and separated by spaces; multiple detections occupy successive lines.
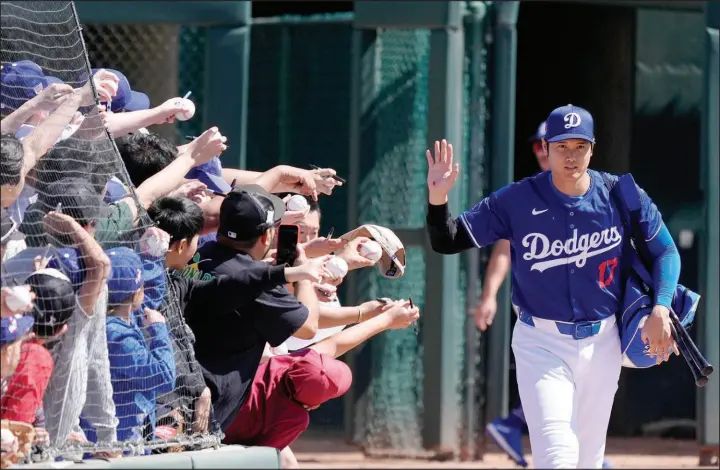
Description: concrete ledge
xmin=18 ymin=446 xmax=280 ymax=469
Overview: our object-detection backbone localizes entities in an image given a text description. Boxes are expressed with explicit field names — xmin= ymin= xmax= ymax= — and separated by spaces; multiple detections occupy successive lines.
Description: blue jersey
xmin=459 ymin=170 xmax=663 ymax=322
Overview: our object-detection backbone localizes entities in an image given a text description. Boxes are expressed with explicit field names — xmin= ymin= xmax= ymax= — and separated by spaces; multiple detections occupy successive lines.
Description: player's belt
xmin=517 ymin=309 xmax=603 ymax=340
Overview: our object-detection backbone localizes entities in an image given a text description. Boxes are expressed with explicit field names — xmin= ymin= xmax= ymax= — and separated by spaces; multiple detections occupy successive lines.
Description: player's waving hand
xmin=426 ymin=139 xmax=459 ymax=205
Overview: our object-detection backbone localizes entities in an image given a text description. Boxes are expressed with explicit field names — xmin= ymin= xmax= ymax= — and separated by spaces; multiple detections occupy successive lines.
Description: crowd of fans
xmin=0 ymin=60 xmax=419 ymax=468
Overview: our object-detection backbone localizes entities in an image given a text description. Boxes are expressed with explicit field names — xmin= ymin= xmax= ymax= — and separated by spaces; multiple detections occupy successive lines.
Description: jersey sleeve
xmin=635 ymin=184 xmax=663 ymax=242
xmin=458 ymin=192 xmax=511 ymax=248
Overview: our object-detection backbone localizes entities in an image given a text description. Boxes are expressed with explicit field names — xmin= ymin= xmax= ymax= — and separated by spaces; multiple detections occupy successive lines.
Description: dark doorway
xmin=512 ymin=0 xmax=636 ymax=436
xmin=514 ymin=1 xmax=635 ymax=181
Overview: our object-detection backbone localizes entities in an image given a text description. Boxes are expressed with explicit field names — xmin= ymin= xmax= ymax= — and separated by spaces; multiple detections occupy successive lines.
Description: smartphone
xmin=276 ymin=224 xmax=300 ymax=267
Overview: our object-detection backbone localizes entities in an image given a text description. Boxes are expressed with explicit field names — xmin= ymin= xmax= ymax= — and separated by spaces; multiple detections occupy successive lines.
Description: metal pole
xmin=344 ymin=26 xmax=363 ymax=444
xmin=462 ymin=1 xmax=489 ymax=462
xmin=698 ymin=2 xmax=719 ymax=465
xmin=484 ymin=1 xmax=519 ymax=425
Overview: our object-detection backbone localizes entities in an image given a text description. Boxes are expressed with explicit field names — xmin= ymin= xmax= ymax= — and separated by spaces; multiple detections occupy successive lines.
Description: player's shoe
xmin=602 ymin=461 xmax=613 ymax=468
xmin=486 ymin=418 xmax=528 ymax=467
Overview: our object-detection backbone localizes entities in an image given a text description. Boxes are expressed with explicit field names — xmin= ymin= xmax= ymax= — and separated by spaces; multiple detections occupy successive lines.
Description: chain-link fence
xmin=245 ymin=10 xmax=493 ymax=459
xmin=1 ymin=2 xmax=222 ymax=460
xmin=81 ymin=23 xmax=206 ymax=144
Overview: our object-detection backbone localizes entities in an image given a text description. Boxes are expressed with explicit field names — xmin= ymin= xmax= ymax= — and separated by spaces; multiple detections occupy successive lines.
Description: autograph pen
xmin=308 ymin=164 xmax=346 ymax=184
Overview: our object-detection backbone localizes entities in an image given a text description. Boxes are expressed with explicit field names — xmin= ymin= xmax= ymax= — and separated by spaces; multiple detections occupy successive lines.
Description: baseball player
xmin=426 ymin=105 xmax=680 ymax=468
xmin=477 ymin=121 xmax=611 ymax=468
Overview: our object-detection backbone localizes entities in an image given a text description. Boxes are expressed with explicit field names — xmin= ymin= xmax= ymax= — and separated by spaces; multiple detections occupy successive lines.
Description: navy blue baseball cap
xmin=81 ymin=68 xmax=150 ymax=112
xmin=47 ymin=247 xmax=88 ymax=290
xmin=0 ymin=60 xmax=63 ymax=111
xmin=544 ymin=104 xmax=595 ymax=143
xmin=1 ymin=314 xmax=34 ymax=347
xmin=185 ymin=157 xmax=232 ymax=194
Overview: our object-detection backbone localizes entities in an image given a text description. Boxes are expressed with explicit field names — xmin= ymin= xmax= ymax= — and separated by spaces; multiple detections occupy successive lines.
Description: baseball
xmin=286 ymin=194 xmax=309 ymax=212
xmin=326 ymin=256 xmax=348 ymax=279
xmin=359 ymin=240 xmax=383 ymax=262
xmin=174 ymin=98 xmax=195 ymax=121
xmin=143 ymin=233 xmax=169 ymax=257
xmin=5 ymin=286 xmax=33 ymax=312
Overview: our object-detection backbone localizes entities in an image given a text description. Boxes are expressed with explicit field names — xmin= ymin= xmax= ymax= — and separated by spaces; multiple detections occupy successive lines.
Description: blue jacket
xmin=104 ymin=317 xmax=176 ymax=442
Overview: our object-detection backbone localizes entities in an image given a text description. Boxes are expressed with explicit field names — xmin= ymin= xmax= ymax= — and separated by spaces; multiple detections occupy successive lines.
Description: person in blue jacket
xmin=98 ymin=247 xmax=176 ymax=443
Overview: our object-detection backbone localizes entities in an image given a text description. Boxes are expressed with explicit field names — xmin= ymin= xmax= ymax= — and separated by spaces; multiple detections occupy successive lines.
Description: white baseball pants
xmin=512 ymin=315 xmax=622 ymax=469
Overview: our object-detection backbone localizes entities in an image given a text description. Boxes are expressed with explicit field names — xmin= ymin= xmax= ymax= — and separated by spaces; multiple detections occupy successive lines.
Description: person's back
xmin=183 ymin=185 xmax=317 ymax=430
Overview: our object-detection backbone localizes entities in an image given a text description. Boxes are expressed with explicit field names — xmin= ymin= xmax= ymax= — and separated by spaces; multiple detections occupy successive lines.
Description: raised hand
xmin=187 ymin=127 xmax=228 ymax=165
xmin=290 ymin=253 xmax=333 ymax=283
xmin=426 ymin=139 xmax=459 ymax=205
xmin=300 ymin=236 xmax=348 ymax=259
xmin=30 ymin=82 xmax=74 ymax=112
xmin=335 ymin=236 xmax=378 ymax=271
xmin=168 ymin=180 xmax=209 ymax=203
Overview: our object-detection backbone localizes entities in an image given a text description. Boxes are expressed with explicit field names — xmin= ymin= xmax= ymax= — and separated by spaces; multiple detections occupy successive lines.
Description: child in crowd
xmin=95 ymin=247 xmax=176 ymax=443
xmin=1 ymin=268 xmax=76 ymax=425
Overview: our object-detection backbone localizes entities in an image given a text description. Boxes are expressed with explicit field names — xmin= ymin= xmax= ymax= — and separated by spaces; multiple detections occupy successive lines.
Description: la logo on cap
xmin=227 ymin=231 xmax=237 ymax=239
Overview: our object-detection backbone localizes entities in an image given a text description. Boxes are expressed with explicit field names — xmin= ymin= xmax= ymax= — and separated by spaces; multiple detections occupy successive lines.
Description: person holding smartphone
xmin=184 ymin=185 xmax=323 ymax=432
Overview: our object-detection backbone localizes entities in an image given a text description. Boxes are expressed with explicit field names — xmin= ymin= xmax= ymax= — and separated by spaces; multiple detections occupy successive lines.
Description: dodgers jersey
xmin=460 ymin=169 xmax=663 ymax=323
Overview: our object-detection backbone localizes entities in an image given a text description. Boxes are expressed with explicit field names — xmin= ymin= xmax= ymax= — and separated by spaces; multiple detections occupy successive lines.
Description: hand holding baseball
xmin=157 ymin=97 xmax=195 ymax=124
xmin=187 ymin=127 xmax=227 ymax=165
xmin=288 ymin=253 xmax=333 ymax=283
xmin=1 ymin=286 xmax=35 ymax=317
xmin=143 ymin=307 xmax=166 ymax=326
xmin=426 ymin=139 xmax=459 ymax=205
xmin=336 ymin=236 xmax=377 ymax=271
xmin=138 ymin=226 xmax=171 ymax=257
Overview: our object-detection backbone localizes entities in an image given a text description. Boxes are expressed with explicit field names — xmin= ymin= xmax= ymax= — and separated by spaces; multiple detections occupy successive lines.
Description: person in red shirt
xmin=223 ymin=299 xmax=420 ymax=468
xmin=1 ymin=268 xmax=76 ymax=425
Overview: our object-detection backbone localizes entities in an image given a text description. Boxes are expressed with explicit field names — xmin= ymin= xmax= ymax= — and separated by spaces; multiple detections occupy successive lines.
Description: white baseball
xmin=142 ymin=233 xmax=169 ymax=257
xmin=5 ymin=286 xmax=33 ymax=312
xmin=286 ymin=194 xmax=309 ymax=212
xmin=174 ymin=99 xmax=195 ymax=121
xmin=326 ymin=256 xmax=349 ymax=279
xmin=359 ymin=240 xmax=383 ymax=262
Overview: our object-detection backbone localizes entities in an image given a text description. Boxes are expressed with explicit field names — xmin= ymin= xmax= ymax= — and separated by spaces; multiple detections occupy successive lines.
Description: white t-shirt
xmin=270 ymin=298 xmax=346 ymax=354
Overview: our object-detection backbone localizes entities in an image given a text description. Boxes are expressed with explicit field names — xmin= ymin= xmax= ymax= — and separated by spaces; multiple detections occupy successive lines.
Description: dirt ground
xmin=292 ymin=432 xmax=716 ymax=469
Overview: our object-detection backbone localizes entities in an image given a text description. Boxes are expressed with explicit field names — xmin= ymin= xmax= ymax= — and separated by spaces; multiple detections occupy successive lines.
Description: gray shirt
xmin=43 ymin=286 xmax=118 ymax=447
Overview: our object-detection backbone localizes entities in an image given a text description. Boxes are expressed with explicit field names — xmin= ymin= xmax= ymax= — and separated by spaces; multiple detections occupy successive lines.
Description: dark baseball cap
xmin=544 ymin=104 xmax=595 ymax=143
xmin=25 ymin=268 xmax=76 ymax=338
xmin=218 ymin=184 xmax=285 ymax=242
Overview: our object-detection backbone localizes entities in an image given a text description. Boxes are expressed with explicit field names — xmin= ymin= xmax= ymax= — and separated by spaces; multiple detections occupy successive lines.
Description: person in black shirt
xmin=147 ymin=195 xmax=329 ymax=436
xmin=172 ymin=186 xmax=323 ymax=431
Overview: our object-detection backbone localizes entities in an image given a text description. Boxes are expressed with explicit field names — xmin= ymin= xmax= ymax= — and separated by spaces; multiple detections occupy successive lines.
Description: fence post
xmin=422 ymin=7 xmax=465 ymax=455
xmin=462 ymin=1 xmax=489 ymax=461
xmin=484 ymin=0 xmax=519 ymax=425
xmin=699 ymin=1 xmax=719 ymax=465
xmin=204 ymin=2 xmax=251 ymax=169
